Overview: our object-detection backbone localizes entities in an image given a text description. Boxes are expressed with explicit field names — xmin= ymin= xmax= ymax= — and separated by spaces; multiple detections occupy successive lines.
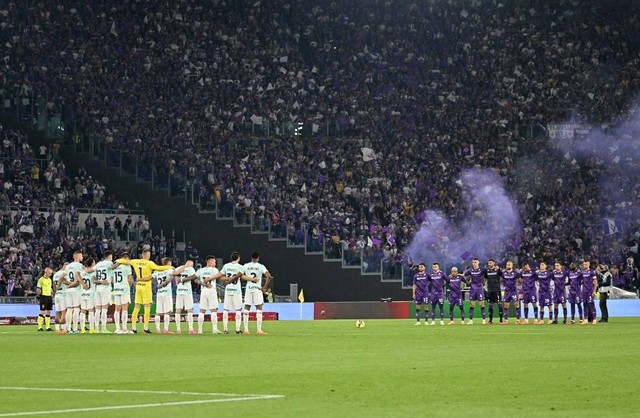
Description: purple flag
xmin=460 ymin=251 xmax=470 ymax=261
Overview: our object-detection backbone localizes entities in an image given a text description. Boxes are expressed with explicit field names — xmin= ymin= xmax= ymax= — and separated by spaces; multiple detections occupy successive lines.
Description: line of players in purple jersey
xmin=412 ymin=258 xmax=600 ymax=325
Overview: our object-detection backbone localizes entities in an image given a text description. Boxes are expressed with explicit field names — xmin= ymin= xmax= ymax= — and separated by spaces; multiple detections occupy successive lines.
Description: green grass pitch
xmin=1 ymin=318 xmax=639 ymax=417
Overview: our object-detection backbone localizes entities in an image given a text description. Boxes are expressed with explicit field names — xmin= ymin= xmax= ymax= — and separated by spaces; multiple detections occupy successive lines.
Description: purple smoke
xmin=551 ymin=102 xmax=640 ymax=224
xmin=406 ymin=168 xmax=521 ymax=266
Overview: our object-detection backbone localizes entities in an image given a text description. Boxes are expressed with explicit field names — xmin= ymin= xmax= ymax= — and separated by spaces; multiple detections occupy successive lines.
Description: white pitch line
xmin=0 ymin=386 xmax=264 ymax=398
xmin=0 ymin=395 xmax=285 ymax=417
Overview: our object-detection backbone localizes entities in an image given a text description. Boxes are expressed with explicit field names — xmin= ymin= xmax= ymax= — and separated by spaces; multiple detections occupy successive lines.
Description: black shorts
xmin=39 ymin=296 xmax=53 ymax=311
xmin=487 ymin=291 xmax=502 ymax=304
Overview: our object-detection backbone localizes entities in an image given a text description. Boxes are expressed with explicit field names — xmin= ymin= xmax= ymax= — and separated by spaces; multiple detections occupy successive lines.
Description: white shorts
xmin=55 ymin=294 xmax=67 ymax=311
xmin=65 ymin=291 xmax=81 ymax=308
xmin=223 ymin=294 xmax=243 ymax=311
xmin=81 ymin=298 xmax=95 ymax=310
xmin=114 ymin=294 xmax=131 ymax=306
xmin=94 ymin=289 xmax=111 ymax=306
xmin=200 ymin=289 xmax=219 ymax=311
xmin=175 ymin=293 xmax=194 ymax=311
xmin=244 ymin=291 xmax=264 ymax=307
xmin=156 ymin=294 xmax=174 ymax=314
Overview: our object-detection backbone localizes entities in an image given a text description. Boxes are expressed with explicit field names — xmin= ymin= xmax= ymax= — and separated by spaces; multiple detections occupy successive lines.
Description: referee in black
xmin=485 ymin=259 xmax=503 ymax=324
xmin=598 ymin=264 xmax=611 ymax=323
xmin=36 ymin=268 xmax=54 ymax=331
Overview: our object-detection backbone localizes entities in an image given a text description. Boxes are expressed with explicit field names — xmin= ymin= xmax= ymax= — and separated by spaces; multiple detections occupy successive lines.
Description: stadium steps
xmin=46 ymin=141 xmax=409 ymax=301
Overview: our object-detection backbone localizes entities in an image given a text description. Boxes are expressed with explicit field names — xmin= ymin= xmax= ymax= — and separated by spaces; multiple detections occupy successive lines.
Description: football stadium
xmin=1 ymin=1 xmax=640 ymax=417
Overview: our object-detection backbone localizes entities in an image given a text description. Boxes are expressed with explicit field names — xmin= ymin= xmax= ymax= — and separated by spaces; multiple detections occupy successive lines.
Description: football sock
xmin=223 ymin=310 xmax=229 ymax=331
xmin=211 ymin=311 xmax=218 ymax=332
xmin=431 ymin=304 xmax=437 ymax=321
xmin=80 ymin=311 xmax=86 ymax=331
xmin=175 ymin=313 xmax=182 ymax=331
xmin=73 ymin=307 xmax=80 ymax=330
xmin=539 ymin=309 xmax=545 ymax=321
xmin=577 ymin=303 xmax=583 ymax=320
xmin=480 ymin=306 xmax=486 ymax=319
xmin=143 ymin=310 xmax=151 ymax=329
xmin=554 ymin=307 xmax=559 ymax=321
xmin=187 ymin=312 xmax=193 ymax=331
xmin=114 ymin=311 xmax=121 ymax=330
xmin=504 ymin=306 xmax=509 ymax=320
xmin=469 ymin=306 xmax=475 ymax=320
xmin=154 ymin=315 xmax=161 ymax=331
xmin=415 ymin=307 xmax=420 ymax=322
xmin=438 ymin=303 xmax=444 ymax=320
xmin=489 ymin=306 xmax=494 ymax=322
xmin=198 ymin=313 xmax=205 ymax=331
xmin=516 ymin=304 xmax=521 ymax=319
xmin=257 ymin=310 xmax=263 ymax=332
xmin=524 ymin=306 xmax=529 ymax=319
xmin=164 ymin=314 xmax=171 ymax=331
xmin=498 ymin=306 xmax=503 ymax=322
xmin=102 ymin=308 xmax=108 ymax=329
xmin=460 ymin=306 xmax=465 ymax=321
xmin=563 ymin=306 xmax=567 ymax=321
xmin=131 ymin=306 xmax=140 ymax=325
xmin=533 ymin=306 xmax=538 ymax=320
xmin=37 ymin=315 xmax=44 ymax=329
xmin=235 ymin=311 xmax=241 ymax=331
xmin=122 ymin=310 xmax=128 ymax=329
xmin=243 ymin=310 xmax=250 ymax=331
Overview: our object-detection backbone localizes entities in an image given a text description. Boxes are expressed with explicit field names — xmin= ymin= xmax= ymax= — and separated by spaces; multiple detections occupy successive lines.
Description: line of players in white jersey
xmin=50 ymin=250 xmax=272 ymax=335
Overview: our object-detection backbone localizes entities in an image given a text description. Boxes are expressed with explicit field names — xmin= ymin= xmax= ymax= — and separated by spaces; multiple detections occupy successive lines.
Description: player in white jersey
xmin=64 ymin=251 xmax=85 ymax=333
xmin=53 ymin=262 xmax=68 ymax=334
xmin=195 ymin=255 xmax=225 ymax=334
xmin=239 ymin=252 xmax=273 ymax=335
xmin=152 ymin=257 xmax=181 ymax=334
xmin=220 ymin=252 xmax=252 ymax=335
xmin=80 ymin=258 xmax=97 ymax=334
xmin=112 ymin=253 xmax=135 ymax=334
xmin=93 ymin=251 xmax=114 ymax=333
xmin=174 ymin=260 xmax=197 ymax=334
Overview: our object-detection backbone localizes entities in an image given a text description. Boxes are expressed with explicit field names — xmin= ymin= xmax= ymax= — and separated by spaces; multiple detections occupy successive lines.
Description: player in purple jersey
xmin=581 ymin=260 xmax=598 ymax=325
xmin=412 ymin=263 xmax=429 ymax=325
xmin=567 ymin=263 xmax=584 ymax=324
xmin=463 ymin=258 xmax=487 ymax=325
xmin=536 ymin=262 xmax=554 ymax=325
xmin=552 ymin=261 xmax=569 ymax=324
xmin=446 ymin=267 xmax=468 ymax=325
xmin=519 ymin=263 xmax=539 ymax=324
xmin=501 ymin=261 xmax=521 ymax=324
xmin=427 ymin=263 xmax=447 ymax=325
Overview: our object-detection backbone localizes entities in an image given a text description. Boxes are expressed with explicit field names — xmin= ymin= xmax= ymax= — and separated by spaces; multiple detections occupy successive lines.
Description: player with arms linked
xmin=446 ymin=267 xmax=467 ymax=325
xmin=463 ymin=258 xmax=487 ymax=325
xmin=412 ymin=263 xmax=429 ymax=325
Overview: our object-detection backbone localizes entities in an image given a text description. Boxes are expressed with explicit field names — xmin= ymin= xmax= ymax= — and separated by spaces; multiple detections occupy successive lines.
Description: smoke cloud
xmin=551 ymin=102 xmax=640 ymax=226
xmin=406 ymin=168 xmax=520 ymax=267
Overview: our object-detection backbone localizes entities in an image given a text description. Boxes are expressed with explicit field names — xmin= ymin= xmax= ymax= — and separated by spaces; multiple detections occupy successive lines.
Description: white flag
xmin=361 ymin=147 xmax=377 ymax=162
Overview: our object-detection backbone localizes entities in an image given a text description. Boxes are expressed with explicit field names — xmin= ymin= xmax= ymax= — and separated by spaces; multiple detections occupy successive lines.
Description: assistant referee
xmin=37 ymin=268 xmax=54 ymax=331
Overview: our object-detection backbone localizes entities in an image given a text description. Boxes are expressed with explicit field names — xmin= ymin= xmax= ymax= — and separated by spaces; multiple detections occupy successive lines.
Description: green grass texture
xmin=1 ymin=318 xmax=639 ymax=417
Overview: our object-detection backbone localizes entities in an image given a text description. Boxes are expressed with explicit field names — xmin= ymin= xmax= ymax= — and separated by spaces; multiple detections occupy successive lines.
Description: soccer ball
xmin=355 ymin=320 xmax=366 ymax=328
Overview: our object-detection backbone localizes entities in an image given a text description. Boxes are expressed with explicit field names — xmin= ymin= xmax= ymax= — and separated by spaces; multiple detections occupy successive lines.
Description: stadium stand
xmin=1 ymin=1 xmax=638 ymax=290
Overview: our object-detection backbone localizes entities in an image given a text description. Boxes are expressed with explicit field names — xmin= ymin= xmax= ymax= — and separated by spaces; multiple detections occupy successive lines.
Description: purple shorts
xmin=414 ymin=292 xmax=428 ymax=305
xmin=553 ymin=291 xmax=566 ymax=304
xmin=568 ymin=292 xmax=582 ymax=304
xmin=582 ymin=292 xmax=594 ymax=304
xmin=448 ymin=296 xmax=463 ymax=307
xmin=430 ymin=293 xmax=444 ymax=304
xmin=503 ymin=290 xmax=519 ymax=303
xmin=522 ymin=291 xmax=537 ymax=304
xmin=469 ymin=287 xmax=485 ymax=301
xmin=538 ymin=292 xmax=552 ymax=307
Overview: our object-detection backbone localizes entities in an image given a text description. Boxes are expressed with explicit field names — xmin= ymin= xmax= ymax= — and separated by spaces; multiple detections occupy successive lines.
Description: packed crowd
xmin=0 ymin=127 xmax=192 ymax=296
xmin=2 ymin=1 xmax=640 ymax=288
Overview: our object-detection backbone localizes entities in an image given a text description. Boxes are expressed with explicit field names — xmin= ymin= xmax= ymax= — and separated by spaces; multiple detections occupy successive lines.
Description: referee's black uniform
xmin=598 ymin=267 xmax=611 ymax=322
